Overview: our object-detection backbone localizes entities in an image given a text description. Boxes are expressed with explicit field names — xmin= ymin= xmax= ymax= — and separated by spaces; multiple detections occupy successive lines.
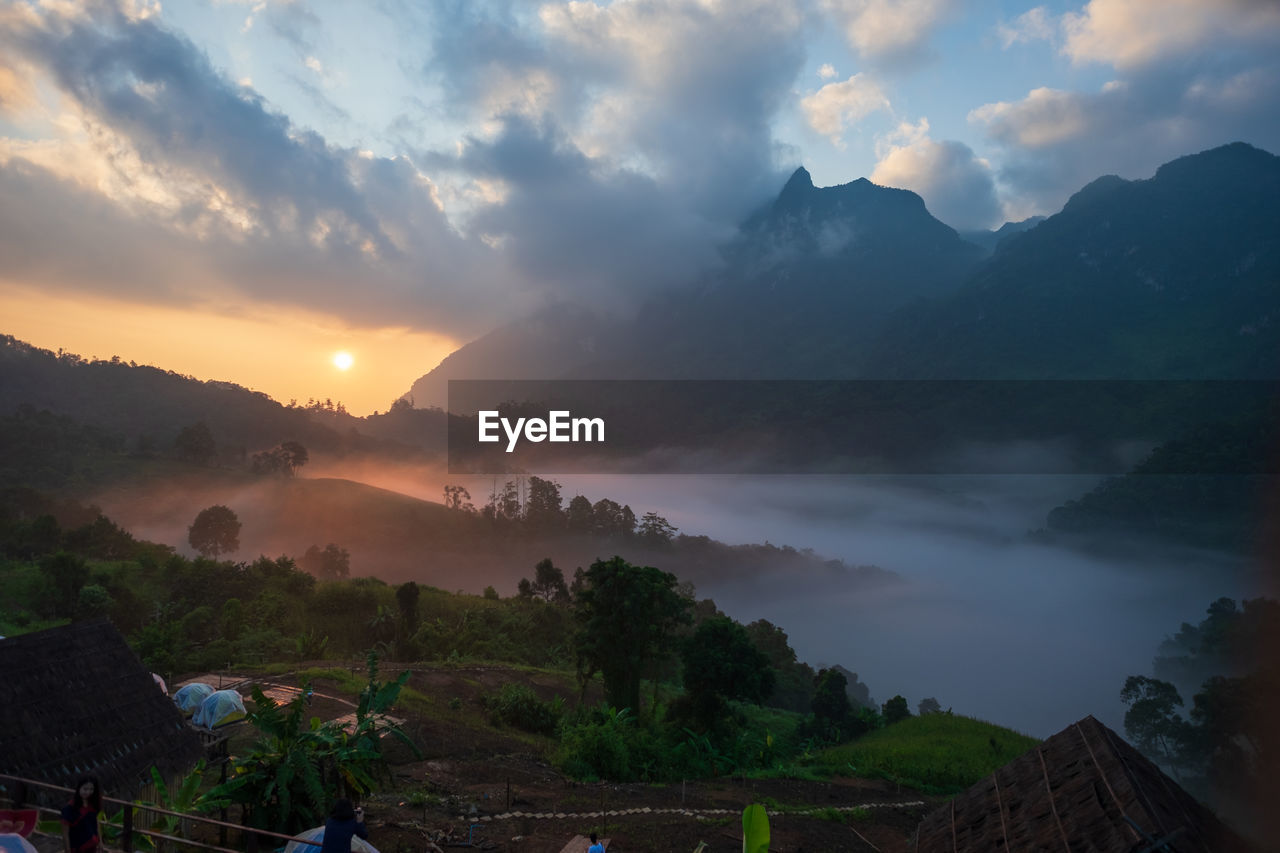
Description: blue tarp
xmin=173 ymin=682 xmax=215 ymax=715
xmin=192 ymin=689 xmax=246 ymax=728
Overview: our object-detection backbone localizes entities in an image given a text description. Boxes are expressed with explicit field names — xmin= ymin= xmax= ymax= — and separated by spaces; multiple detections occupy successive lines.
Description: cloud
xmin=407 ymin=0 xmax=813 ymax=301
xmin=817 ymin=63 xmax=837 ymax=80
xmin=871 ymin=119 xmax=1002 ymax=231
xmin=1 ymin=0 xmax=816 ymax=338
xmin=1062 ymin=0 xmax=1280 ymax=70
xmin=970 ymin=87 xmax=1091 ymax=149
xmin=425 ymin=114 xmax=732 ymax=312
xmin=970 ymin=60 xmax=1280 ymax=216
xmin=997 ymin=6 xmax=1054 ymax=49
xmin=819 ymin=0 xmax=952 ymax=65
xmin=800 ymin=73 xmax=890 ymax=147
xmin=0 ymin=1 xmax=510 ymax=336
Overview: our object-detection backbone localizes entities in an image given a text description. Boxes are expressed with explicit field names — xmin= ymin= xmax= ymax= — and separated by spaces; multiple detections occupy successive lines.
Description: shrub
xmin=486 ymin=683 xmax=561 ymax=735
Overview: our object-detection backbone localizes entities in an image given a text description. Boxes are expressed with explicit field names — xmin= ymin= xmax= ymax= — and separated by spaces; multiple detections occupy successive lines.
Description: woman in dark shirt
xmin=320 ymin=799 xmax=367 ymax=853
xmin=60 ymin=777 xmax=101 ymax=853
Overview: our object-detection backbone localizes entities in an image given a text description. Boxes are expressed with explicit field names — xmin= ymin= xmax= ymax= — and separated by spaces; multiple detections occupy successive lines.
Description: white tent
xmin=192 ymin=689 xmax=246 ymax=728
xmin=173 ymin=682 xmax=215 ymax=715
xmin=0 ymin=835 xmax=38 ymax=853
xmin=282 ymin=825 xmax=380 ymax=853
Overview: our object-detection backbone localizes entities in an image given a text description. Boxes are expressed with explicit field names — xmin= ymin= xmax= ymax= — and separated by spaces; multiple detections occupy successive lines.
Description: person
xmin=60 ymin=777 xmax=101 ymax=853
xmin=319 ymin=799 xmax=367 ymax=853
xmin=587 ymin=831 xmax=605 ymax=853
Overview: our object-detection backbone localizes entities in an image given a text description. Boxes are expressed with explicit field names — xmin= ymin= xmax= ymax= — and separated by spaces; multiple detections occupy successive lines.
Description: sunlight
xmin=332 ymin=351 xmax=354 ymax=371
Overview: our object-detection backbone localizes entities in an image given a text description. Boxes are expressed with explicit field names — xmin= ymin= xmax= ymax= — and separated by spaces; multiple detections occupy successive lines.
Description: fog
xmin=94 ymin=460 xmax=1260 ymax=740
xmin=468 ymin=473 xmax=1257 ymax=739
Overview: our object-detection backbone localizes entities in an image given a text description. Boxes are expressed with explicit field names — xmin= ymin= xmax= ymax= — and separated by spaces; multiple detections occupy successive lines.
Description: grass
xmin=808 ymin=713 xmax=1040 ymax=794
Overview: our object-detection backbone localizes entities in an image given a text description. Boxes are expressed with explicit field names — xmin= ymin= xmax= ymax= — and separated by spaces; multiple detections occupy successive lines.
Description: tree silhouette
xmin=174 ymin=422 xmax=217 ymax=466
xmin=574 ymin=556 xmax=690 ymax=713
xmin=302 ymin=543 xmax=350 ymax=580
xmin=188 ymin=505 xmax=241 ymax=557
xmin=882 ymin=695 xmax=911 ymax=725
xmin=681 ymin=615 xmax=775 ymax=729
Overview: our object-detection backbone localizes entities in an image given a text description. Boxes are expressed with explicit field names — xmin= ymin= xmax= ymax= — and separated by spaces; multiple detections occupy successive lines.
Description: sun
xmin=332 ymin=351 xmax=354 ymax=371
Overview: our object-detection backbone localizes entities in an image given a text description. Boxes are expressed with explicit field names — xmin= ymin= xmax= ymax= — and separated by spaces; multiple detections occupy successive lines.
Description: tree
xmin=251 ymin=442 xmax=309 ymax=477
xmin=1121 ymin=675 xmax=1194 ymax=779
xmin=882 ymin=695 xmax=911 ymax=725
xmin=574 ymin=556 xmax=691 ymax=713
xmin=745 ymin=619 xmax=817 ymax=713
xmin=483 ymin=585 xmax=499 ymax=600
xmin=811 ymin=668 xmax=853 ymax=737
xmin=565 ymin=495 xmax=593 ymax=532
xmin=591 ymin=499 xmax=634 ymax=537
xmin=302 ymin=543 xmax=350 ymax=580
xmin=395 ymin=581 xmax=420 ymax=633
xmin=174 ymin=422 xmax=216 ymax=466
xmin=443 ymin=484 xmax=474 ymax=512
xmin=681 ymin=616 xmax=775 ymax=729
xmin=42 ymin=552 xmax=89 ymax=617
xmin=188 ymin=505 xmax=240 ymax=557
xmin=280 ymin=440 xmax=308 ymax=473
xmin=918 ymin=697 xmax=942 ymax=715
xmin=525 ymin=477 xmax=563 ymax=530
xmin=637 ymin=511 xmax=677 ymax=546
xmin=1190 ymin=672 xmax=1271 ymax=795
xmin=529 ymin=557 xmax=569 ymax=604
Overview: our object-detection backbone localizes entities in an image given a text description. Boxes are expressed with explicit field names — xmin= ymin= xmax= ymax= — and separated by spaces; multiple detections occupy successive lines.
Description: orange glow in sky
xmin=1 ymin=284 xmax=458 ymax=416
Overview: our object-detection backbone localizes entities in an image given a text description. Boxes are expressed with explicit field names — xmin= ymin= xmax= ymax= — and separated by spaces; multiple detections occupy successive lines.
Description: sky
xmin=1 ymin=0 xmax=1279 ymax=414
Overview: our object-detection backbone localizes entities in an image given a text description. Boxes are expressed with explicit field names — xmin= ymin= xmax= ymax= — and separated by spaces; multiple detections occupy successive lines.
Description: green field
xmin=810 ymin=712 xmax=1041 ymax=794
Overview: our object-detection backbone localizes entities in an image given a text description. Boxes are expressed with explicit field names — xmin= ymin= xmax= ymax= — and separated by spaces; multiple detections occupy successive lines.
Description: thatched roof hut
xmin=913 ymin=715 xmax=1252 ymax=852
xmin=0 ymin=619 xmax=203 ymax=801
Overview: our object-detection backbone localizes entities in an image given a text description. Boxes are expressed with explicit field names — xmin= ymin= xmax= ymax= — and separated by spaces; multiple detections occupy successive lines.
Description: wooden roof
xmin=914 ymin=715 xmax=1253 ymax=852
xmin=0 ymin=619 xmax=203 ymax=800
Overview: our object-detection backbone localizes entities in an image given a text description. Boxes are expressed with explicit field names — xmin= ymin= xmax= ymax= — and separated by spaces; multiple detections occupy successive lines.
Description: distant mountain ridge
xmin=407 ymin=142 xmax=1279 ymax=405
xmin=408 ymin=167 xmax=987 ymax=402
xmin=863 ymin=142 xmax=1280 ymax=378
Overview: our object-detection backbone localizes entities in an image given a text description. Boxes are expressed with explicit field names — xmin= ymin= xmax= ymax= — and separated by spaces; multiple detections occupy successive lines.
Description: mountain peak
xmin=1153 ymin=141 xmax=1276 ymax=182
xmin=778 ymin=166 xmax=814 ymax=200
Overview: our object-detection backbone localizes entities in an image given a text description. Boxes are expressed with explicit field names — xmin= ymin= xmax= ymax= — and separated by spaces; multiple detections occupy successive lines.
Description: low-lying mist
xmin=92 ymin=459 xmax=1262 ymax=740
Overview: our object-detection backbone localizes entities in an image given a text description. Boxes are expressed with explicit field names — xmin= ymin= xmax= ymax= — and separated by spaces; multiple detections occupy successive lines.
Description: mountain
xmin=863 ymin=142 xmax=1280 ymax=379
xmin=0 ymin=336 xmax=439 ymax=475
xmin=593 ymin=168 xmax=986 ymax=378
xmin=408 ymin=143 xmax=1279 ymax=403
xmin=960 ymin=215 xmax=1046 ymax=254
xmin=406 ymin=169 xmax=986 ymax=401
xmin=404 ymin=303 xmax=608 ymax=409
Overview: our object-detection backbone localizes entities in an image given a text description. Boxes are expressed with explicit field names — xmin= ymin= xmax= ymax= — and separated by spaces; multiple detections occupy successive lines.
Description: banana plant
xmin=135 ymin=762 xmax=208 ymax=853
xmin=742 ymin=803 xmax=769 ymax=853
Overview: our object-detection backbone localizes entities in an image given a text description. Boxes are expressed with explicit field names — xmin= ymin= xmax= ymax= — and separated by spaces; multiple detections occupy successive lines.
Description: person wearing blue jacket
xmin=320 ymin=799 xmax=367 ymax=853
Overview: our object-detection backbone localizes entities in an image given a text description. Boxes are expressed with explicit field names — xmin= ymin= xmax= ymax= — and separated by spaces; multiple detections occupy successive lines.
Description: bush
xmin=486 ymin=683 xmax=561 ymax=735
xmin=554 ymin=705 xmax=670 ymax=782
xmin=558 ymin=717 xmax=632 ymax=781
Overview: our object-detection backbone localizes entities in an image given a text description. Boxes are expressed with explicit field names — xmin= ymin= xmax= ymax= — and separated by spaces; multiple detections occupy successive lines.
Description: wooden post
xmin=122 ymin=803 xmax=134 ymax=853
xmin=219 ymin=762 xmax=228 ymax=846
